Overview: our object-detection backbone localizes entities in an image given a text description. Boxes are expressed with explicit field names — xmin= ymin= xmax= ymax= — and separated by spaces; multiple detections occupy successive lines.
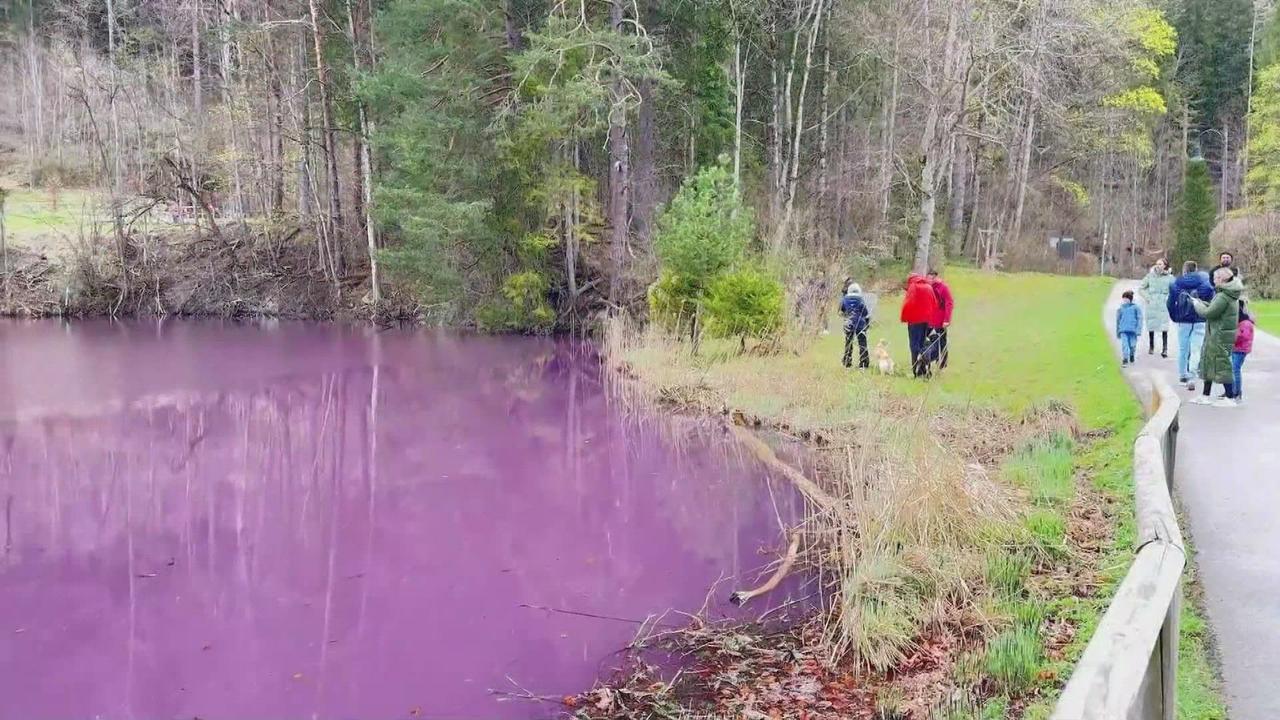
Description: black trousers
xmin=908 ymin=323 xmax=932 ymax=377
xmin=1202 ymin=380 xmax=1237 ymax=399
xmin=1148 ymin=330 xmax=1168 ymax=354
xmin=843 ymin=329 xmax=869 ymax=368
xmin=932 ymin=327 xmax=949 ymax=369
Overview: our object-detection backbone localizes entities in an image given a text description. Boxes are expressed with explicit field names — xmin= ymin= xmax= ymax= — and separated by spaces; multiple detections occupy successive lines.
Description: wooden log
xmin=727 ymin=424 xmax=838 ymax=511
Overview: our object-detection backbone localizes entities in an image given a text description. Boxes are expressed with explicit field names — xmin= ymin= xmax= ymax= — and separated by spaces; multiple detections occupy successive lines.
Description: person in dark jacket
xmin=1211 ymin=251 xmax=1240 ymax=282
xmin=840 ymin=283 xmax=872 ymax=369
xmin=926 ymin=270 xmax=954 ymax=369
xmin=900 ymin=273 xmax=939 ymax=377
xmin=1167 ymin=261 xmax=1215 ymax=388
xmin=1189 ymin=270 xmax=1244 ymax=406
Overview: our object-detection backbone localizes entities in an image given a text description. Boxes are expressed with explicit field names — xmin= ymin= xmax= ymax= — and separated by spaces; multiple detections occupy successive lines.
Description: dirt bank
xmin=0 ymin=227 xmax=417 ymax=323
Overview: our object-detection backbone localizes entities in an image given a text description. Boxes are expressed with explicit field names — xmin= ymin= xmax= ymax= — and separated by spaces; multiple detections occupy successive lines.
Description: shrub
xmin=477 ymin=270 xmax=555 ymax=333
xmin=654 ymin=162 xmax=754 ymax=281
xmin=701 ymin=265 xmax=785 ymax=342
xmin=650 ymin=161 xmax=755 ymax=334
xmin=648 ymin=269 xmax=701 ymax=332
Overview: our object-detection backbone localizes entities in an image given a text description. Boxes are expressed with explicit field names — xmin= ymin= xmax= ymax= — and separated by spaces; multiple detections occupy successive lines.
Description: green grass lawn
xmin=0 ymin=187 xmax=103 ymax=239
xmin=620 ymin=267 xmax=1224 ymax=719
xmin=1248 ymin=298 xmax=1280 ymax=336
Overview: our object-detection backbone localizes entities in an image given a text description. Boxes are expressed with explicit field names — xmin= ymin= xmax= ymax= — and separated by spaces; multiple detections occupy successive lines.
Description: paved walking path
xmin=1106 ymin=281 xmax=1280 ymax=720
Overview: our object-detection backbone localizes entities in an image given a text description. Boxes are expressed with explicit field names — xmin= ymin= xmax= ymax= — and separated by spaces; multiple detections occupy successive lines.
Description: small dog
xmin=873 ymin=340 xmax=896 ymax=375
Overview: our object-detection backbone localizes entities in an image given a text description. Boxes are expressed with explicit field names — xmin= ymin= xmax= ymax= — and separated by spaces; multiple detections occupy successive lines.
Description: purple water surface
xmin=0 ymin=319 xmax=803 ymax=720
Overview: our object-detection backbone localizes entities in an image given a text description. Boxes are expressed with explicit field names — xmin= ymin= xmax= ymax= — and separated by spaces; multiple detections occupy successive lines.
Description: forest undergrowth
xmin=0 ymin=225 xmax=418 ymax=323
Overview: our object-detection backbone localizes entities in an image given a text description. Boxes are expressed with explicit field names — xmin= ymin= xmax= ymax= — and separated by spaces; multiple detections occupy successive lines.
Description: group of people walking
xmin=1116 ymin=252 xmax=1255 ymax=408
xmin=838 ymin=270 xmax=954 ymax=378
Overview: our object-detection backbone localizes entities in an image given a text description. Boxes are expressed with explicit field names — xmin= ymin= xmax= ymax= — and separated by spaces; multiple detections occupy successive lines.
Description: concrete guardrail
xmin=1052 ymin=375 xmax=1185 ymax=720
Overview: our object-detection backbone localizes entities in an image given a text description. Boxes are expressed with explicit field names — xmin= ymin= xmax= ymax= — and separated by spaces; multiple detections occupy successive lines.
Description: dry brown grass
xmin=602 ymin=314 xmax=1072 ymax=678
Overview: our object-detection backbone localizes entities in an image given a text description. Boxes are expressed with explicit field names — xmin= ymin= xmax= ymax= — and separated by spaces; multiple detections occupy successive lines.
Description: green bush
xmin=648 ymin=270 xmax=701 ymax=331
xmin=649 ymin=161 xmax=756 ymax=334
xmin=654 ymin=162 xmax=754 ymax=281
xmin=477 ymin=270 xmax=555 ymax=333
xmin=702 ymin=265 xmax=785 ymax=342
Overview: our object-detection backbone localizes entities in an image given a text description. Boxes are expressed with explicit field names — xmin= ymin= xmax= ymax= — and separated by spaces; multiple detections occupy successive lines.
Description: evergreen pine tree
xmin=1173 ymin=158 xmax=1217 ymax=267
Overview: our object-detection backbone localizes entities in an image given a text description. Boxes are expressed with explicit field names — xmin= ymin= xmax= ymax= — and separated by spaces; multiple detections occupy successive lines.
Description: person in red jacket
xmin=927 ymin=270 xmax=955 ymax=369
xmin=900 ymin=273 xmax=939 ymax=377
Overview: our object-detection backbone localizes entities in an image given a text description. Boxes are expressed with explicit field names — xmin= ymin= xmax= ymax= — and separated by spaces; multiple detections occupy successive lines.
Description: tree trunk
xmin=345 ymin=0 xmax=381 ymax=302
xmin=878 ymin=35 xmax=900 ymax=243
xmin=607 ymin=0 xmax=631 ymax=303
xmin=732 ymin=37 xmax=746 ymax=192
xmin=1243 ymin=0 xmax=1260 ymax=201
xmin=633 ymin=77 xmax=658 ymax=249
xmin=817 ymin=26 xmax=832 ymax=219
xmin=777 ymin=0 xmax=828 ymax=251
xmin=1222 ymin=120 xmax=1230 ymax=215
xmin=947 ymin=135 xmax=970 ymax=255
xmin=308 ymin=0 xmax=344 ymax=279
xmin=269 ymin=54 xmax=285 ymax=214
xmin=504 ymin=0 xmax=524 ymax=50
xmin=191 ymin=0 xmax=202 ymax=116
xmin=913 ymin=0 xmax=963 ymax=274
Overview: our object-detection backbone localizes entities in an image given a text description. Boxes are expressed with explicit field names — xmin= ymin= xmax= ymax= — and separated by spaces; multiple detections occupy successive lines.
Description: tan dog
xmin=873 ymin=339 xmax=896 ymax=375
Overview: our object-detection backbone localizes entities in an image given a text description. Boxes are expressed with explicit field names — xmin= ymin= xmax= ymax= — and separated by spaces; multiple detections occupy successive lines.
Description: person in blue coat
xmin=1167 ymin=261 xmax=1215 ymax=388
xmin=840 ymin=283 xmax=872 ymax=369
xmin=1116 ymin=290 xmax=1143 ymax=366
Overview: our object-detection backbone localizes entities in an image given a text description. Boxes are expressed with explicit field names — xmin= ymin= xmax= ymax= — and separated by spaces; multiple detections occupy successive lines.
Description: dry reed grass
xmin=601 ymin=315 xmax=1066 ymax=677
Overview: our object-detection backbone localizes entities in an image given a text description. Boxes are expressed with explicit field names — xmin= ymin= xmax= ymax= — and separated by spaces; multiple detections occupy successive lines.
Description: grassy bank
xmin=601 ymin=268 xmax=1223 ymax=718
xmin=1249 ymin=297 xmax=1280 ymax=336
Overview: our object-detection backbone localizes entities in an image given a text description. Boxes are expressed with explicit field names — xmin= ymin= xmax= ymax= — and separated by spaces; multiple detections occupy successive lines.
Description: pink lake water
xmin=0 ymin=319 xmax=803 ymax=720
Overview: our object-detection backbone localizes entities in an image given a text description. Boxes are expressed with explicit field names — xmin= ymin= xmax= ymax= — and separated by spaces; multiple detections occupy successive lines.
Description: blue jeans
xmin=1232 ymin=351 xmax=1248 ymax=398
xmin=1119 ymin=332 xmax=1137 ymax=362
xmin=1177 ymin=322 xmax=1205 ymax=381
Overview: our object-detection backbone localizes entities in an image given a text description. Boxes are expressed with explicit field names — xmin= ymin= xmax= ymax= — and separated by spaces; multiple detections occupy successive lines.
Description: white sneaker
xmin=1189 ymin=396 xmax=1212 ymax=405
xmin=1212 ymin=398 xmax=1239 ymax=408
xmin=1186 ymin=381 xmax=1197 ymax=391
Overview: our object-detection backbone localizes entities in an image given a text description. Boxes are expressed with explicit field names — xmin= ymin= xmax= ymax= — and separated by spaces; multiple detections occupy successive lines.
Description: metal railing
xmin=1052 ymin=376 xmax=1185 ymax=720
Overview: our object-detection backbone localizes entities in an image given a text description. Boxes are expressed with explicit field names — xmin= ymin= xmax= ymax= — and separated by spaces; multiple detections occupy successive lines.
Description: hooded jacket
xmin=1193 ymin=275 xmax=1244 ymax=384
xmin=1139 ymin=267 xmax=1174 ymax=331
xmin=900 ymin=274 xmax=938 ymax=325
xmin=928 ymin=279 xmax=954 ymax=329
xmin=1235 ymin=317 xmax=1255 ymax=354
xmin=1116 ymin=301 xmax=1143 ymax=336
xmin=1167 ymin=271 xmax=1214 ymax=325
xmin=840 ymin=292 xmax=871 ymax=333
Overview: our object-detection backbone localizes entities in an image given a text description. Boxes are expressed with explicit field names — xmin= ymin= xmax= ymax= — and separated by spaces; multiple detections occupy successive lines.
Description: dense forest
xmin=0 ymin=0 xmax=1274 ymax=328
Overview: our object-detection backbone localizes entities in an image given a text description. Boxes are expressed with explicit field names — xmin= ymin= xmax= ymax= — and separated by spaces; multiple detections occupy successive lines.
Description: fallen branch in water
xmin=730 ymin=531 xmax=801 ymax=607
xmin=727 ymin=424 xmax=837 ymax=511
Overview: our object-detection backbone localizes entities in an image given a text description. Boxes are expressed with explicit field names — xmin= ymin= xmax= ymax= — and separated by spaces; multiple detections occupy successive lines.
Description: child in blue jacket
xmin=1116 ymin=290 xmax=1143 ymax=367
xmin=840 ymin=283 xmax=872 ymax=369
